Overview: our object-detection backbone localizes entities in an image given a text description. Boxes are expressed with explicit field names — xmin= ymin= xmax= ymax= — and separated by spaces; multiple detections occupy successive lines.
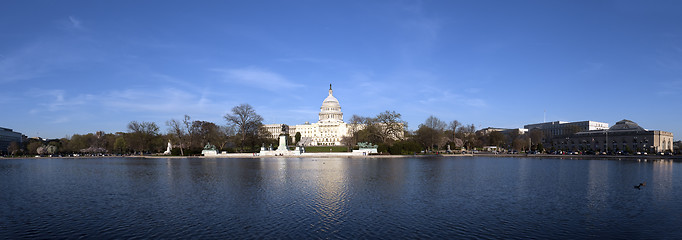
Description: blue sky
xmin=1 ymin=1 xmax=681 ymax=140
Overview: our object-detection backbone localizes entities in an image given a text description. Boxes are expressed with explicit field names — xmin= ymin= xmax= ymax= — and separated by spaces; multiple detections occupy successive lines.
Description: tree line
xmin=5 ymin=104 xmax=275 ymax=156
xmin=345 ymin=113 xmax=553 ymax=154
xmin=4 ymin=103 xmax=571 ymax=157
xmin=341 ymin=112 xmax=481 ymax=154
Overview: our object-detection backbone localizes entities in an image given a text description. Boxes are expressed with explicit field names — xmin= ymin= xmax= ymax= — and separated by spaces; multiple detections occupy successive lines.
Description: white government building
xmin=264 ymin=85 xmax=353 ymax=146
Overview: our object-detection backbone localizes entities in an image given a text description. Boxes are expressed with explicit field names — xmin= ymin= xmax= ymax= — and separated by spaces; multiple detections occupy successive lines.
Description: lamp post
xmin=605 ymin=129 xmax=609 ymax=154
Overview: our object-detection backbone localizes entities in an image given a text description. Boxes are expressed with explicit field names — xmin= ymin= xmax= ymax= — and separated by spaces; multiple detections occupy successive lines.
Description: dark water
xmin=1 ymin=157 xmax=681 ymax=239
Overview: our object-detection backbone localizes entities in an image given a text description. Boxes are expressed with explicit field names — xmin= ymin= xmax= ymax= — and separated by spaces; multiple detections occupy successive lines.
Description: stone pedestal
xmin=277 ymin=135 xmax=288 ymax=151
xmin=201 ymin=149 xmax=218 ymax=156
xmin=259 ymin=134 xmax=301 ymax=156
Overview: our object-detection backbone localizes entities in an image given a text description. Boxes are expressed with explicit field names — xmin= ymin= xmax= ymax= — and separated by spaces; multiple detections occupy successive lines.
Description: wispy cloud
xmin=275 ymin=57 xmax=352 ymax=69
xmin=212 ymin=67 xmax=303 ymax=92
xmin=417 ymin=87 xmax=487 ymax=108
xmin=275 ymin=57 xmax=331 ymax=64
xmin=463 ymin=98 xmax=487 ymax=108
xmin=24 ymin=86 xmax=231 ymax=126
xmin=391 ymin=1 xmax=442 ymax=66
xmin=657 ymin=79 xmax=682 ymax=96
xmin=0 ymin=36 xmax=93 ymax=84
xmin=465 ymin=88 xmax=481 ymax=94
xmin=51 ymin=116 xmax=71 ymax=124
xmin=27 ymin=89 xmax=91 ymax=114
xmin=101 ymin=88 xmax=209 ymax=113
xmin=0 ymin=45 xmax=49 ymax=83
xmin=653 ymin=44 xmax=682 ymax=70
xmin=258 ymin=106 xmax=319 ymax=125
xmin=0 ymin=94 xmax=17 ymax=104
xmin=68 ymin=16 xmax=83 ymax=29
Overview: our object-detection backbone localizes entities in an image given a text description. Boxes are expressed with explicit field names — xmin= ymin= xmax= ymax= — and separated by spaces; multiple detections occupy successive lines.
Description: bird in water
xmin=634 ymin=181 xmax=646 ymax=189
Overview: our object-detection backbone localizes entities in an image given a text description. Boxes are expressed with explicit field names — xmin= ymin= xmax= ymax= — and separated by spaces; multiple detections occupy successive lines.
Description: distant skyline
xmin=1 ymin=1 xmax=680 ymax=140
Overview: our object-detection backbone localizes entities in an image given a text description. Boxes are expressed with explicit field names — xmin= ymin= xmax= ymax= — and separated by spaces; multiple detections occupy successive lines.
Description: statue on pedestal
xmin=163 ymin=140 xmax=172 ymax=155
xmin=201 ymin=142 xmax=218 ymax=156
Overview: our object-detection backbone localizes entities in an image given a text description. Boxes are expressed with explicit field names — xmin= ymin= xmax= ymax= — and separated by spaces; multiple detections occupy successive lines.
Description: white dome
xmin=319 ymin=84 xmax=343 ymax=123
xmin=322 ymin=95 xmax=340 ymax=108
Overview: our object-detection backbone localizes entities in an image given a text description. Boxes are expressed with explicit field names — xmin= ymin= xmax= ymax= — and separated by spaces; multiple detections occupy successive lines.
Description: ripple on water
xmin=2 ymin=157 xmax=682 ymax=239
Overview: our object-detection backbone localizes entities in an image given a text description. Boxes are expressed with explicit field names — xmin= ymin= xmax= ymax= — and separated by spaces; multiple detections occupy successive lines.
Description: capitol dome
xmin=319 ymin=84 xmax=343 ymax=123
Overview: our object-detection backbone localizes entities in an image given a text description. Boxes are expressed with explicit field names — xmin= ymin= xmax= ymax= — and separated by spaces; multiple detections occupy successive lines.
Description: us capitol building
xmin=264 ymin=85 xmax=353 ymax=146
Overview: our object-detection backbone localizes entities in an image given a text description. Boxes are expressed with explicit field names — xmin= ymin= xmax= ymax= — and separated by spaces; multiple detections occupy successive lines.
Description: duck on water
xmin=634 ymin=182 xmax=646 ymax=189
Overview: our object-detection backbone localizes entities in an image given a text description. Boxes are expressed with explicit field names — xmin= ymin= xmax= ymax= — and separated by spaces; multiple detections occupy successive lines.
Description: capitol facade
xmin=264 ymin=85 xmax=355 ymax=146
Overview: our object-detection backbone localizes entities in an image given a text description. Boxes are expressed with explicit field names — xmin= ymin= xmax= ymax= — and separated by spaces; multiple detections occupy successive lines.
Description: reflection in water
xmin=586 ymin=160 xmax=609 ymax=210
xmin=653 ymin=160 xmax=674 ymax=201
xmin=515 ymin=158 xmax=530 ymax=197
xmin=2 ymin=157 xmax=682 ymax=239
xmin=309 ymin=159 xmax=348 ymax=234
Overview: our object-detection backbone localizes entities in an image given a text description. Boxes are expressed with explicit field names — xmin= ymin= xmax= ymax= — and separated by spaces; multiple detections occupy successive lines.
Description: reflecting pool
xmin=1 ymin=157 xmax=681 ymax=239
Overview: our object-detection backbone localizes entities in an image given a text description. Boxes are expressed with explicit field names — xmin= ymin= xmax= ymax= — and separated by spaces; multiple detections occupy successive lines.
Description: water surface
xmin=1 ymin=157 xmax=680 ymax=239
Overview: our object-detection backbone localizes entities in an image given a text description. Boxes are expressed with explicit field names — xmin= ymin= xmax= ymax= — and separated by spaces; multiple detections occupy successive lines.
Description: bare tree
xmin=224 ymin=104 xmax=264 ymax=152
xmin=488 ymin=131 xmax=505 ymax=148
xmin=192 ymin=120 xmax=221 ymax=147
xmin=166 ymin=117 xmax=186 ymax=155
xmin=415 ymin=124 xmax=442 ymax=152
xmin=424 ymin=115 xmax=447 ymax=132
xmin=513 ymin=137 xmax=528 ymax=151
xmin=217 ymin=125 xmax=235 ymax=150
xmin=376 ymin=110 xmax=406 ymax=143
xmin=457 ymin=124 xmax=477 ymax=150
xmin=529 ymin=129 xmax=544 ymax=147
xmin=448 ymin=120 xmax=462 ymax=142
xmin=182 ymin=115 xmax=195 ymax=150
xmin=7 ymin=142 xmax=20 ymax=156
xmin=506 ymin=129 xmax=520 ymax=149
xmin=416 ymin=116 xmax=448 ymax=152
xmin=357 ymin=116 xmax=382 ymax=144
xmin=127 ymin=121 xmax=160 ymax=154
xmin=346 ymin=114 xmax=366 ymax=147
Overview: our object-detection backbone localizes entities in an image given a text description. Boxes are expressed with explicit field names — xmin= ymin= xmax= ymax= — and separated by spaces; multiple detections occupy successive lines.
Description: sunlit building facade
xmin=552 ymin=119 xmax=674 ymax=153
xmin=264 ymin=85 xmax=353 ymax=146
xmin=524 ymin=120 xmax=609 ymax=142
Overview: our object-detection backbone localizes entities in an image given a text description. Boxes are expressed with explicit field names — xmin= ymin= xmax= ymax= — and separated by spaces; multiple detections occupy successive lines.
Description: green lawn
xmin=304 ymin=146 xmax=349 ymax=152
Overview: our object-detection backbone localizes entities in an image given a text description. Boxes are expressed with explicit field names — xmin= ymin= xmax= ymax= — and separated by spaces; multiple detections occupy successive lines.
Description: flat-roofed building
xmin=552 ymin=119 xmax=674 ymax=153
xmin=264 ymin=124 xmax=289 ymax=139
xmin=477 ymin=127 xmax=528 ymax=135
xmin=524 ymin=120 xmax=609 ymax=143
xmin=1 ymin=127 xmax=24 ymax=154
